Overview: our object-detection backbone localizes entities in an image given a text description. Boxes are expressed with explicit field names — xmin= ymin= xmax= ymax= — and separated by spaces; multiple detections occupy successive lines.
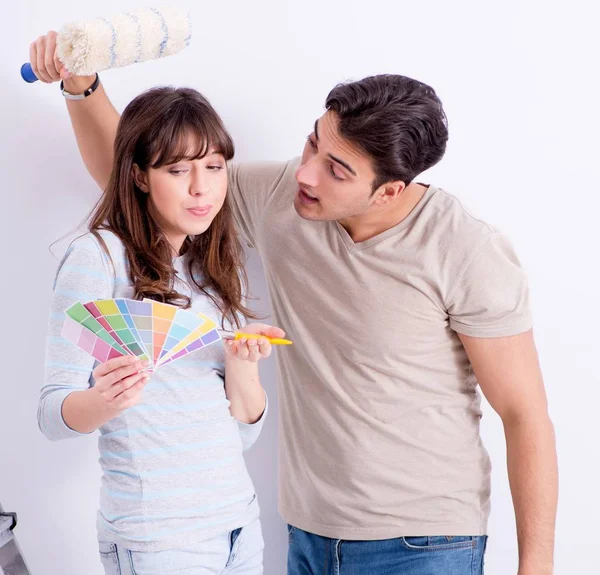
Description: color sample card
xmin=114 ymin=299 xmax=152 ymax=358
xmin=61 ymin=316 xmax=126 ymax=363
xmin=157 ymin=313 xmax=219 ymax=367
xmin=63 ymin=299 xmax=222 ymax=371
xmin=65 ymin=302 xmax=130 ymax=356
xmin=121 ymin=300 xmax=155 ymax=360
xmin=84 ymin=299 xmax=151 ymax=361
xmin=146 ymin=300 xmax=178 ymax=364
xmin=158 ymin=328 xmax=221 ymax=367
xmin=158 ymin=308 xmax=209 ymax=362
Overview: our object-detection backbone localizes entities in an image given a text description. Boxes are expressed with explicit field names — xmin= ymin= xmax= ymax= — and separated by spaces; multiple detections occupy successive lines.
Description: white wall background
xmin=1 ymin=0 xmax=598 ymax=573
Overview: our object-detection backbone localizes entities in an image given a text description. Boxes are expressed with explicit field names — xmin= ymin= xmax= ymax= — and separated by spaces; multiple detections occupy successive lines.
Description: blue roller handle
xmin=21 ymin=63 xmax=39 ymax=83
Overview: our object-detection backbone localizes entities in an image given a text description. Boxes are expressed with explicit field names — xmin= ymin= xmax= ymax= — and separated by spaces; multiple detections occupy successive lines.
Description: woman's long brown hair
xmin=88 ymin=86 xmax=253 ymax=328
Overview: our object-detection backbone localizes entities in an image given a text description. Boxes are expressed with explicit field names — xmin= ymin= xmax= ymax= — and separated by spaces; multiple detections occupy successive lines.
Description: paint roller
xmin=21 ymin=5 xmax=192 ymax=83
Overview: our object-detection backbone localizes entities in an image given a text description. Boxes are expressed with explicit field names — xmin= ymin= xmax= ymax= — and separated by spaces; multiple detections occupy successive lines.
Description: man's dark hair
xmin=325 ymin=74 xmax=449 ymax=190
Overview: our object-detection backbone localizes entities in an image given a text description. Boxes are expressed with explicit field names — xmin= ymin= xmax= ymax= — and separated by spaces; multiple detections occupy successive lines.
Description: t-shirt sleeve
xmin=447 ymin=232 xmax=532 ymax=338
xmin=236 ymin=394 xmax=269 ymax=452
xmin=227 ymin=160 xmax=292 ymax=248
xmin=39 ymin=234 xmax=114 ymax=440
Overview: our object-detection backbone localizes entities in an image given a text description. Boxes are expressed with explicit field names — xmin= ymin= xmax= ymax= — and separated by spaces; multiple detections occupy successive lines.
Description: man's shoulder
xmin=412 ymin=184 xmax=503 ymax=281
xmin=228 ymin=157 xmax=300 ymax=194
xmin=424 ymin=184 xmax=496 ymax=245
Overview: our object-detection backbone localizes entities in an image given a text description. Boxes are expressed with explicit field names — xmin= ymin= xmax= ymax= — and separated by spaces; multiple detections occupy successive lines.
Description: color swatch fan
xmin=61 ymin=298 xmax=221 ymax=370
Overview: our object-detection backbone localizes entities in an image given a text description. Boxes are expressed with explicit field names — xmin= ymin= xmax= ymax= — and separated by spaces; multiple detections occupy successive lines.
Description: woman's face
xmin=134 ymin=149 xmax=228 ymax=252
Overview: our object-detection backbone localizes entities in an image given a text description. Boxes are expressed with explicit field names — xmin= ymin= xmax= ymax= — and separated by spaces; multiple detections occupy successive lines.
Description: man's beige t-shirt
xmin=228 ymin=158 xmax=532 ymax=540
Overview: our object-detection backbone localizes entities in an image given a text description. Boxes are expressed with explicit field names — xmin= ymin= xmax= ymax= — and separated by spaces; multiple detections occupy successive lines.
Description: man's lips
xmin=298 ymin=188 xmax=319 ymax=204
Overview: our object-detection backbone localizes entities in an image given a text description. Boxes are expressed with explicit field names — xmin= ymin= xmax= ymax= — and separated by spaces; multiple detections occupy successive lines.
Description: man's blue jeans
xmin=287 ymin=525 xmax=487 ymax=574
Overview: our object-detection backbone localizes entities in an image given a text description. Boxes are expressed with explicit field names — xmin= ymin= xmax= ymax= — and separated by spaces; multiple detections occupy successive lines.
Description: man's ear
xmin=372 ymin=180 xmax=406 ymax=205
xmin=133 ymin=164 xmax=149 ymax=193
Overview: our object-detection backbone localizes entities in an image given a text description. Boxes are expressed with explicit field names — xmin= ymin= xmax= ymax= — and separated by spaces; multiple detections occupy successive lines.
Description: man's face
xmin=294 ymin=112 xmax=379 ymax=222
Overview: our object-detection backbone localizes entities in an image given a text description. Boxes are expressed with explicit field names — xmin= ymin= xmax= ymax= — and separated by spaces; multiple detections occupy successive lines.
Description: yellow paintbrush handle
xmin=234 ymin=332 xmax=293 ymax=345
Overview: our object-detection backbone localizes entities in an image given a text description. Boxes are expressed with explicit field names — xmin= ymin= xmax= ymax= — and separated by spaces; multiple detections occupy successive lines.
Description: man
xmin=30 ymin=32 xmax=557 ymax=575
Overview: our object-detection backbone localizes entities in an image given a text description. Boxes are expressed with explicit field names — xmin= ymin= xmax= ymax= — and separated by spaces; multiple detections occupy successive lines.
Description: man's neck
xmin=339 ymin=183 xmax=428 ymax=243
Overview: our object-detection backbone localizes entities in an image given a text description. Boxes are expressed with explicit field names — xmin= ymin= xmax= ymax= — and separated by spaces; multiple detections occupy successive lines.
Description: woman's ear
xmin=133 ymin=164 xmax=149 ymax=193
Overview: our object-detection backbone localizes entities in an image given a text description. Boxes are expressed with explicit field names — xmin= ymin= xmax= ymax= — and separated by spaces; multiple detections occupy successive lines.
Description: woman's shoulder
xmin=68 ymin=229 xmax=123 ymax=251
xmin=64 ymin=230 xmax=130 ymax=284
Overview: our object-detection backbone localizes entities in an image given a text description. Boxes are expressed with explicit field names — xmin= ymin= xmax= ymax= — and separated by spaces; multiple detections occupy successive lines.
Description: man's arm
xmin=30 ymin=31 xmax=119 ymax=189
xmin=460 ymin=330 xmax=558 ymax=575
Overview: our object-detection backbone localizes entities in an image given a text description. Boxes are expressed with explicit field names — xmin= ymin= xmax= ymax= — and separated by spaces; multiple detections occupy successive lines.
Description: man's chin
xmin=293 ymin=195 xmax=323 ymax=221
